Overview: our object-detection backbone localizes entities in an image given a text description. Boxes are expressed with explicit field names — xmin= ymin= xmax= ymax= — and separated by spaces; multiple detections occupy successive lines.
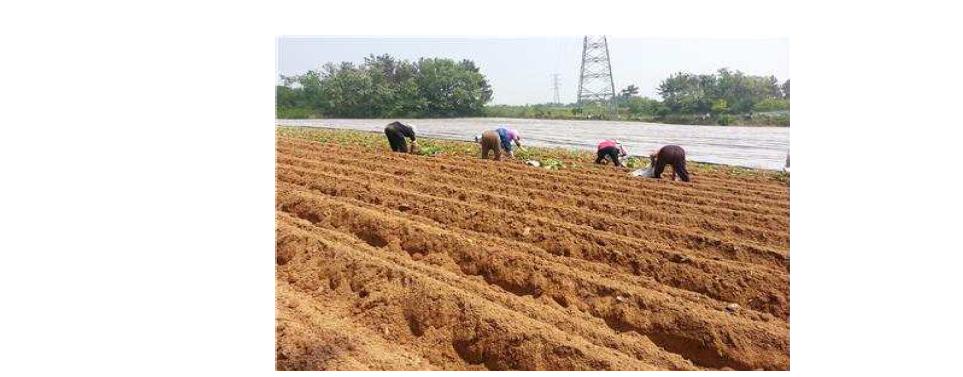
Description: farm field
xmin=275 ymin=127 xmax=790 ymax=371
xmin=277 ymin=117 xmax=791 ymax=170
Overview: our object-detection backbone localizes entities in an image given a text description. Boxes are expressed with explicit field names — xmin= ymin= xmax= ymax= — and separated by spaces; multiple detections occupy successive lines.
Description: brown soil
xmin=275 ymin=137 xmax=789 ymax=371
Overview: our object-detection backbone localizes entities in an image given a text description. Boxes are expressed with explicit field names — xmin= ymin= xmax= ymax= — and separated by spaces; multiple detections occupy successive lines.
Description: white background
xmin=1 ymin=0 xmax=962 ymax=376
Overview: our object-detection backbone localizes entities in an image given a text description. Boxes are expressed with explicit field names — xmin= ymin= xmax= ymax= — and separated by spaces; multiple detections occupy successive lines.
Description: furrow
xmin=278 ymin=138 xmax=789 ymax=215
xmin=277 ymin=155 xmax=789 ymax=270
xmin=278 ymin=147 xmax=789 ymax=250
xmin=277 ymin=140 xmax=789 ymax=228
xmin=277 ymin=192 xmax=789 ymax=370
xmin=278 ymin=212 xmax=680 ymax=370
xmin=277 ymin=172 xmax=789 ymax=319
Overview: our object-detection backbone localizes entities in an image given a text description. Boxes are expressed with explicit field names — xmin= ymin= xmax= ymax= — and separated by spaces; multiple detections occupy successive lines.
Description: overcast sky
xmin=277 ymin=37 xmax=788 ymax=105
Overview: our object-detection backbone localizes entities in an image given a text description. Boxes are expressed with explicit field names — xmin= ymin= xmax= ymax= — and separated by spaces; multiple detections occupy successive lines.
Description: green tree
xmin=618 ymin=84 xmax=640 ymax=101
xmin=275 ymin=54 xmax=493 ymax=118
xmin=658 ymin=72 xmax=714 ymax=113
xmin=625 ymin=96 xmax=662 ymax=115
xmin=414 ymin=58 xmax=493 ymax=117
xmin=658 ymin=68 xmax=786 ymax=115
xmin=711 ymin=98 xmax=729 ymax=114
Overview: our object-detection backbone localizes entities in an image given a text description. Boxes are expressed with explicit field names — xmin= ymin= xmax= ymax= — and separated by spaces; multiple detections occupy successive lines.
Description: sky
xmin=277 ymin=37 xmax=789 ymax=105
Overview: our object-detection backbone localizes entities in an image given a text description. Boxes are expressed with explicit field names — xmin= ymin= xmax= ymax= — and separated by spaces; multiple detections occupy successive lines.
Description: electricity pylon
xmin=576 ymin=35 xmax=617 ymax=116
xmin=551 ymin=74 xmax=561 ymax=104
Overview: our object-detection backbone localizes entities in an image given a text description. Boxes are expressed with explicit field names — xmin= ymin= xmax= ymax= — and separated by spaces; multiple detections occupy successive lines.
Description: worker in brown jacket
xmin=476 ymin=127 xmax=522 ymax=160
xmin=650 ymin=145 xmax=690 ymax=182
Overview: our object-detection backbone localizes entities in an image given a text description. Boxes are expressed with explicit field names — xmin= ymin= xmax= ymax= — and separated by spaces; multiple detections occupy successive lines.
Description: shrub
xmin=276 ymin=107 xmax=317 ymax=119
xmin=716 ymin=114 xmax=735 ymax=126
xmin=541 ymin=158 xmax=564 ymax=170
xmin=711 ymin=99 xmax=729 ymax=114
xmin=625 ymin=157 xmax=647 ymax=169
xmin=412 ymin=141 xmax=442 ymax=156
xmin=753 ymin=98 xmax=790 ymax=112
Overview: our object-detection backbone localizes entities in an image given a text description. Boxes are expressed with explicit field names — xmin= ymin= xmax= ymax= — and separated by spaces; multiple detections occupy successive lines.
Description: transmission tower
xmin=551 ymin=74 xmax=561 ymax=104
xmin=576 ymin=36 xmax=617 ymax=114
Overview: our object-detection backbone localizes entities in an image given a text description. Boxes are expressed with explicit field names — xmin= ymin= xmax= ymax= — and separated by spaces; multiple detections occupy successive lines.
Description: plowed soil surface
xmin=276 ymin=136 xmax=790 ymax=371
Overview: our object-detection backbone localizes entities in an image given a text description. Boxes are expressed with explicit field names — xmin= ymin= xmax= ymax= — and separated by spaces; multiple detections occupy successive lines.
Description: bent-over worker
xmin=478 ymin=126 xmax=522 ymax=160
xmin=384 ymin=121 xmax=417 ymax=153
xmin=595 ymin=139 xmax=628 ymax=167
xmin=650 ymin=145 xmax=690 ymax=182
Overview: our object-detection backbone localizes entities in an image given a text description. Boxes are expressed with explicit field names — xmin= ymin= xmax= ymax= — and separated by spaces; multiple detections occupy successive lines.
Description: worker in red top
xmin=595 ymin=139 xmax=628 ymax=167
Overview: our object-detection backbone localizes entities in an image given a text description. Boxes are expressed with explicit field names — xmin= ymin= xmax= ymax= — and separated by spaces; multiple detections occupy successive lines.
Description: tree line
xmin=649 ymin=68 xmax=789 ymax=115
xmin=520 ymin=68 xmax=790 ymax=125
xmin=276 ymin=54 xmax=493 ymax=118
xmin=277 ymin=54 xmax=789 ymax=126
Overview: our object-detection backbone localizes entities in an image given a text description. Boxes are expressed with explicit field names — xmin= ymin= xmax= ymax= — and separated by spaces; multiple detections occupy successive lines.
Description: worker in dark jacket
xmin=650 ymin=145 xmax=690 ymax=182
xmin=384 ymin=121 xmax=417 ymax=153
xmin=595 ymin=139 xmax=628 ymax=167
